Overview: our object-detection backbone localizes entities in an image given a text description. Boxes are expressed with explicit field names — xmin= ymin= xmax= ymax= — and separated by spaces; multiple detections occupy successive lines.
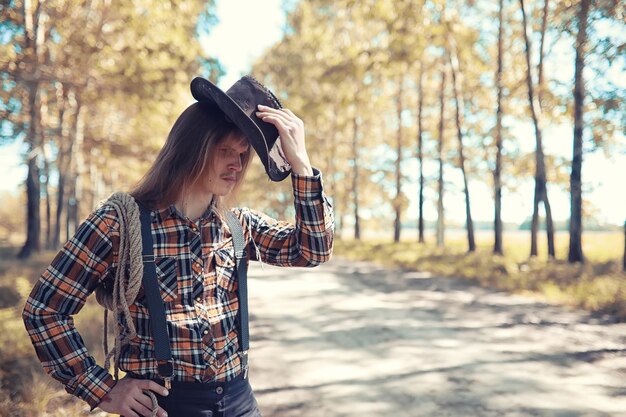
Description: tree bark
xmin=52 ymin=83 xmax=70 ymax=248
xmin=448 ymin=49 xmax=475 ymax=252
xmin=568 ymin=0 xmax=590 ymax=263
xmin=417 ymin=60 xmax=425 ymax=244
xmin=394 ymin=74 xmax=404 ymax=243
xmin=493 ymin=0 xmax=505 ymax=255
xmin=623 ymin=221 xmax=625 ymax=272
xmin=436 ymin=68 xmax=446 ymax=248
xmin=18 ymin=82 xmax=42 ymax=259
xmin=520 ymin=0 xmax=555 ymax=258
xmin=18 ymin=0 xmax=44 ymax=259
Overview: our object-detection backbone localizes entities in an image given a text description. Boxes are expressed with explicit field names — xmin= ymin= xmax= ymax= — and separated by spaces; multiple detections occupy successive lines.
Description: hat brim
xmin=190 ymin=77 xmax=291 ymax=182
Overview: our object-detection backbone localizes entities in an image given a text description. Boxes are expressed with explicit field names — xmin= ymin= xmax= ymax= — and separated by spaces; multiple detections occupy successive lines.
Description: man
xmin=23 ymin=76 xmax=334 ymax=417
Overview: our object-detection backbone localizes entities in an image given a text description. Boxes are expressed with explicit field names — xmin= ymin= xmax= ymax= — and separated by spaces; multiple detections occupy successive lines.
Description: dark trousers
xmin=126 ymin=374 xmax=262 ymax=417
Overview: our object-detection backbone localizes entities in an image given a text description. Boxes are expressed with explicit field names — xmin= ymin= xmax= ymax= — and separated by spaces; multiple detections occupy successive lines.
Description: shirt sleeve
xmin=237 ymin=167 xmax=334 ymax=267
xmin=22 ymin=206 xmax=119 ymax=410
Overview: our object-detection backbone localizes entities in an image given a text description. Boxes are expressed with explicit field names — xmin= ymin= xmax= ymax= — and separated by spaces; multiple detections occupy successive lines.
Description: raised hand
xmin=256 ymin=104 xmax=313 ymax=176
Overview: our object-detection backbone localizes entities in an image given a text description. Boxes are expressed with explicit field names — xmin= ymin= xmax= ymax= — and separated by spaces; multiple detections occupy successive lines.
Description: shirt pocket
xmin=214 ymin=246 xmax=237 ymax=294
xmin=137 ymin=256 xmax=179 ymax=305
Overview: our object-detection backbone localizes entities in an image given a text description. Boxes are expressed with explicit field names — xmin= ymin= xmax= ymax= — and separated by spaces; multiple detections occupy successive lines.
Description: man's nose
xmin=228 ymin=157 xmax=243 ymax=172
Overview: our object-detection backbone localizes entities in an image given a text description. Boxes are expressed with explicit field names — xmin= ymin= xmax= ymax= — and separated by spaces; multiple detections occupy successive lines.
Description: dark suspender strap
xmin=139 ymin=204 xmax=174 ymax=380
xmin=224 ymin=210 xmax=250 ymax=377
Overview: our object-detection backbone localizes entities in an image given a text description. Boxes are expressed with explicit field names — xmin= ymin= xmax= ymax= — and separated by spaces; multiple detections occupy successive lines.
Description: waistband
xmin=129 ymin=371 xmax=247 ymax=393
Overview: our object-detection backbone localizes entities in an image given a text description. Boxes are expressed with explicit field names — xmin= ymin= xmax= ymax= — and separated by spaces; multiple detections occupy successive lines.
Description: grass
xmin=0 ymin=246 xmax=110 ymax=416
xmin=334 ymin=230 xmax=626 ymax=321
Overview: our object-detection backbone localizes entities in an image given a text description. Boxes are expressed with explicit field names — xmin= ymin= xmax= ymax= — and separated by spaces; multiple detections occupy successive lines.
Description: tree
xmin=567 ymin=0 xmax=591 ymax=263
xmin=493 ymin=0 xmax=506 ymax=255
xmin=416 ymin=60 xmax=426 ymax=244
xmin=436 ymin=63 xmax=446 ymax=248
xmin=519 ymin=0 xmax=555 ymax=258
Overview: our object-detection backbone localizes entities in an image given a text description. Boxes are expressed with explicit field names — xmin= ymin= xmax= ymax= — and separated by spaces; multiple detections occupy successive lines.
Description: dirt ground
xmin=247 ymin=258 xmax=626 ymax=417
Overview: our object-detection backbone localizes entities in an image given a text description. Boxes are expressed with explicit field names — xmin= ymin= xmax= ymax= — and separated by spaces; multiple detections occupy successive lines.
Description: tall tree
xmin=436 ymin=64 xmax=447 ymax=248
xmin=393 ymin=73 xmax=405 ymax=243
xmin=567 ymin=0 xmax=591 ymax=263
xmin=416 ymin=60 xmax=426 ymax=244
xmin=16 ymin=0 xmax=46 ymax=258
xmin=493 ymin=0 xmax=505 ymax=255
xmin=519 ymin=0 xmax=555 ymax=258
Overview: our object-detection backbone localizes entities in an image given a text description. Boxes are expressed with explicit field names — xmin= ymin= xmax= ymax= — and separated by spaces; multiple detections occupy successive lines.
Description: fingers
xmin=140 ymin=379 xmax=169 ymax=397
xmin=130 ymin=397 xmax=153 ymax=417
xmin=257 ymin=105 xmax=302 ymax=126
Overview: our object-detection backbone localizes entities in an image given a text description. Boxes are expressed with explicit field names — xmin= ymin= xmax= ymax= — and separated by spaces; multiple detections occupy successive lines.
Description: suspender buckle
xmin=142 ymin=254 xmax=155 ymax=263
xmin=157 ymin=359 xmax=174 ymax=387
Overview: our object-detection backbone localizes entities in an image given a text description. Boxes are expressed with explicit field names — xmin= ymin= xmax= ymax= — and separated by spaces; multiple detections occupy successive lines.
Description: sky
xmin=1 ymin=0 xmax=624 ymax=226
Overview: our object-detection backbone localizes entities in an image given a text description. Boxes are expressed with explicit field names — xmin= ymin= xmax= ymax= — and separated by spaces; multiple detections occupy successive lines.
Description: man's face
xmin=206 ymin=133 xmax=250 ymax=196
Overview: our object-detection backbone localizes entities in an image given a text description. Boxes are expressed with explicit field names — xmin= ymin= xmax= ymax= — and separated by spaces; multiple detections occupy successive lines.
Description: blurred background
xmin=0 ymin=0 xmax=624 ymax=415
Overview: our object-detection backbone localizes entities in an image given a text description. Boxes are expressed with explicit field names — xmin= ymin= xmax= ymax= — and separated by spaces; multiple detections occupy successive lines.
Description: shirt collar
xmin=152 ymin=198 xmax=218 ymax=224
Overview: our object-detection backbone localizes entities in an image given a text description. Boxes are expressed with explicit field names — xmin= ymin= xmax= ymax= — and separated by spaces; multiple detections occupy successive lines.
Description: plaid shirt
xmin=23 ymin=170 xmax=333 ymax=409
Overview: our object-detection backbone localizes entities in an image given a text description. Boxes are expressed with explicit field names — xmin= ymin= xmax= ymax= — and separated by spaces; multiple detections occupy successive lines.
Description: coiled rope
xmin=95 ymin=192 xmax=159 ymax=416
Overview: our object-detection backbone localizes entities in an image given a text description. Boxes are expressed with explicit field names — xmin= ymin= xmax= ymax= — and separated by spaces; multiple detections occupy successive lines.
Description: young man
xmin=23 ymin=76 xmax=334 ymax=417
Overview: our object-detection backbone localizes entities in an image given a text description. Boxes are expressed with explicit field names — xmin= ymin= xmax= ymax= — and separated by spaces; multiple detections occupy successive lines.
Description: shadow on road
xmin=248 ymin=258 xmax=626 ymax=417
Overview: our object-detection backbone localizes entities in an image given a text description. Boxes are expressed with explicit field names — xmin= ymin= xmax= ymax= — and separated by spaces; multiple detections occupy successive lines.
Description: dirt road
xmin=247 ymin=258 xmax=626 ymax=417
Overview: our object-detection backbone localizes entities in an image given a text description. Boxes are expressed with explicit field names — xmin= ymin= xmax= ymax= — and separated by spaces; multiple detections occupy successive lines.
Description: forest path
xmin=248 ymin=258 xmax=626 ymax=417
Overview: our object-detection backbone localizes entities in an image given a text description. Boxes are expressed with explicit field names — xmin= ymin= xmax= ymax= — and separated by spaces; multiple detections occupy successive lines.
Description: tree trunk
xmin=448 ymin=49 xmax=475 ymax=252
xmin=40 ymin=88 xmax=53 ymax=249
xmin=520 ymin=0 xmax=555 ymax=258
xmin=623 ymin=221 xmax=625 ymax=272
xmin=351 ymin=112 xmax=361 ymax=240
xmin=18 ymin=83 xmax=42 ymax=259
xmin=393 ymin=74 xmax=404 ymax=243
xmin=493 ymin=0 xmax=505 ymax=255
xmin=18 ymin=0 xmax=44 ymax=259
xmin=436 ymin=68 xmax=446 ymax=248
xmin=326 ymin=111 xmax=339 ymax=238
xmin=66 ymin=97 xmax=85 ymax=239
xmin=568 ymin=0 xmax=590 ymax=263
xmin=417 ymin=60 xmax=425 ymax=244
xmin=52 ymin=83 xmax=70 ymax=248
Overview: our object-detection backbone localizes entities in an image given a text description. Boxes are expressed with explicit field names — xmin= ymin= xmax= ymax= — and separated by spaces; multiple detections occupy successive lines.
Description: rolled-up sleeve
xmin=22 ymin=206 xmax=118 ymax=409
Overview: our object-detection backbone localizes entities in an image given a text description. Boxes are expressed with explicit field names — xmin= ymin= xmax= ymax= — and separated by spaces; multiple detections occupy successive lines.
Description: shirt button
xmin=196 ymin=296 xmax=203 ymax=303
xmin=203 ymin=329 xmax=209 ymax=335
xmin=215 ymin=387 xmax=223 ymax=395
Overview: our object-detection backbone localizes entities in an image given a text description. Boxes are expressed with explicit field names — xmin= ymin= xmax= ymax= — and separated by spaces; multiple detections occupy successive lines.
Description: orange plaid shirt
xmin=23 ymin=170 xmax=334 ymax=409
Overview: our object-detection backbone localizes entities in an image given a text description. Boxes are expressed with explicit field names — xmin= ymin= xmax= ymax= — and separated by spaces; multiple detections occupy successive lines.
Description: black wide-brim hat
xmin=190 ymin=75 xmax=291 ymax=182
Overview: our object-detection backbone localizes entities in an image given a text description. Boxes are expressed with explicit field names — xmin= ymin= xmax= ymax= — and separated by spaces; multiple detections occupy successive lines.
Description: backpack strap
xmin=224 ymin=210 xmax=250 ymax=379
xmin=139 ymin=204 xmax=174 ymax=387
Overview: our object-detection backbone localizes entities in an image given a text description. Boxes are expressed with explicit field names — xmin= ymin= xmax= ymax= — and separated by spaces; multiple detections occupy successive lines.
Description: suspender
xmin=224 ymin=210 xmax=250 ymax=378
xmin=139 ymin=204 xmax=250 ymax=384
xmin=139 ymin=205 xmax=174 ymax=386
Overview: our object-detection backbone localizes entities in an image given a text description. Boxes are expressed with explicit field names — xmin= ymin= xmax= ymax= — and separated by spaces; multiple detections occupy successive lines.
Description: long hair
xmin=131 ymin=101 xmax=252 ymax=211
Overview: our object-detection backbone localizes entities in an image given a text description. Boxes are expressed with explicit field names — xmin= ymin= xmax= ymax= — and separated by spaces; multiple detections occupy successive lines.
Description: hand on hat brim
xmin=255 ymin=105 xmax=313 ymax=176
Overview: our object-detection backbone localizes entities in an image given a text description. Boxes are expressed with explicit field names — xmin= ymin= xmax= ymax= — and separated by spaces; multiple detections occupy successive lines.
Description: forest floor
xmin=249 ymin=258 xmax=626 ymax=417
